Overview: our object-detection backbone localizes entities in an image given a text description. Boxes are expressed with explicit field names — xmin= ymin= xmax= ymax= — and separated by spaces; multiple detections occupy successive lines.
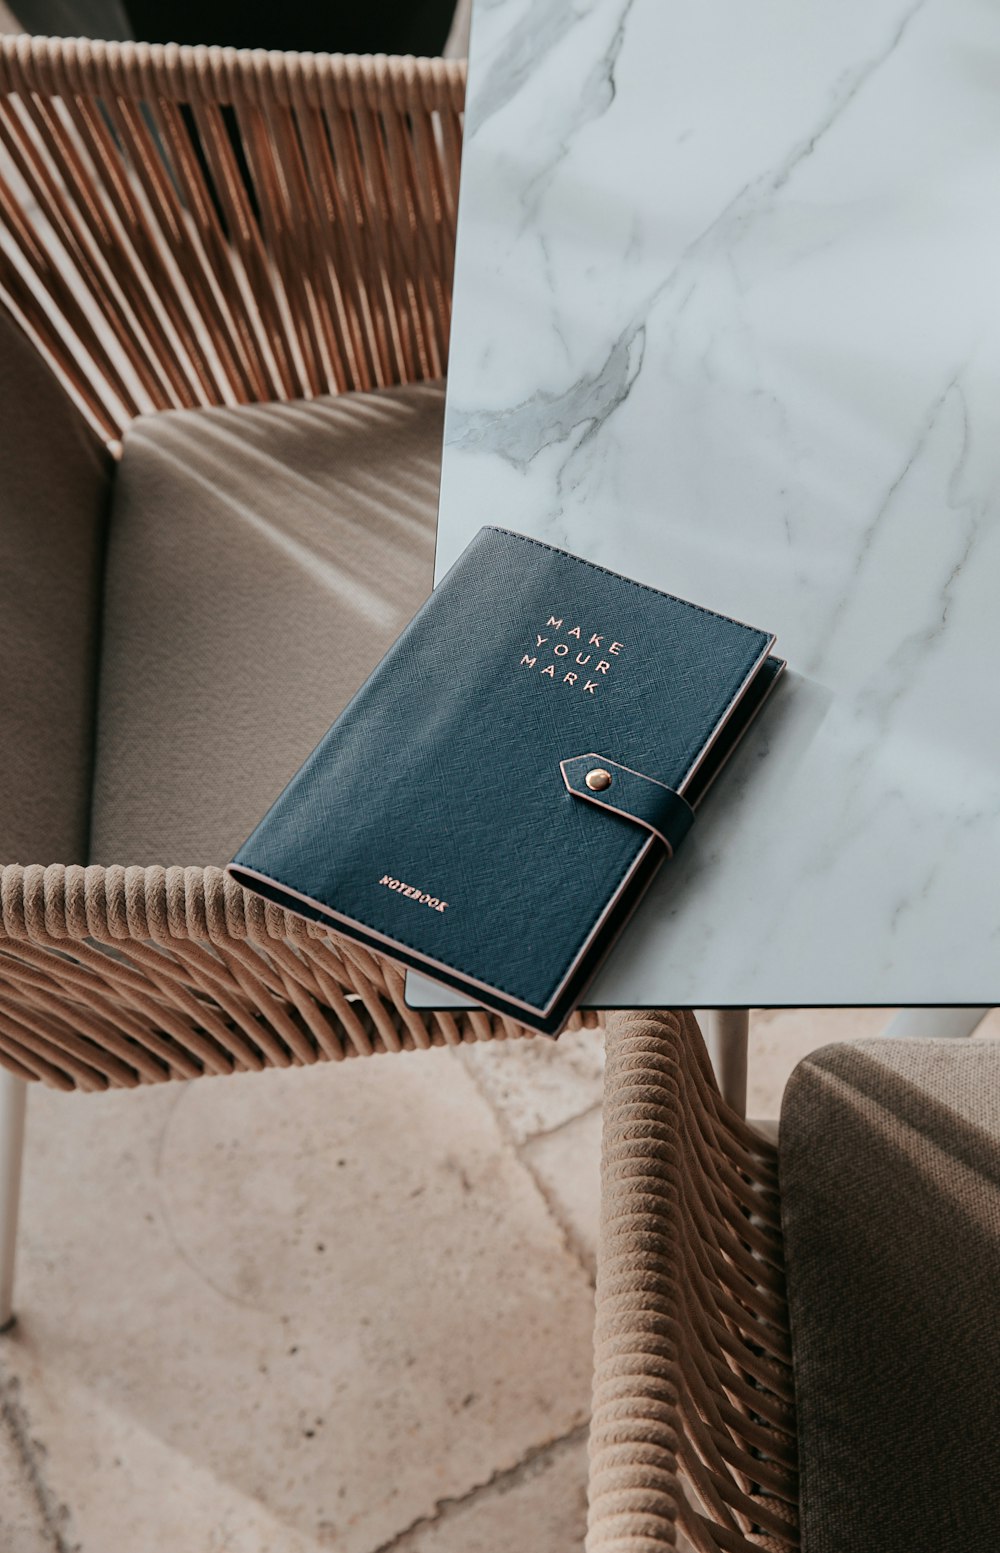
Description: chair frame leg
xmin=0 ymin=1071 xmax=27 ymax=1332
xmin=880 ymin=1007 xmax=992 ymax=1040
xmin=697 ymin=1009 xmax=749 ymax=1117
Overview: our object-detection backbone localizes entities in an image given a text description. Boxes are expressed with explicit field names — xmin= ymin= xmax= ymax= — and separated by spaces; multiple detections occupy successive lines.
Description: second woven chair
xmin=0 ymin=34 xmax=598 ymax=1324
xmin=0 ymin=35 xmax=601 ymax=1092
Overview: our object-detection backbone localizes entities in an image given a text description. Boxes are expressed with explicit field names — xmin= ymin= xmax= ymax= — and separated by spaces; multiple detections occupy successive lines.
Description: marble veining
xmin=427 ymin=0 xmax=1000 ymax=1005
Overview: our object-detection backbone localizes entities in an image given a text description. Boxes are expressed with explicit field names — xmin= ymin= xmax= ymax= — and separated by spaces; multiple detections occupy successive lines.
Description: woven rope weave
xmin=0 ymin=37 xmax=559 ymax=1083
xmin=0 ymin=865 xmax=599 ymax=1091
xmin=2 ymin=36 xmax=795 ymax=1543
xmin=589 ymin=1011 xmax=799 ymax=1552
xmin=0 ymin=36 xmax=467 ymax=111
xmin=0 ymin=36 xmax=464 ymax=442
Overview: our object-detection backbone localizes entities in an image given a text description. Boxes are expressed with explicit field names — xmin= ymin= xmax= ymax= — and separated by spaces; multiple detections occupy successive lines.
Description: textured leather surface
xmin=230 ymin=527 xmax=776 ymax=1023
xmin=560 ymin=754 xmax=694 ymax=856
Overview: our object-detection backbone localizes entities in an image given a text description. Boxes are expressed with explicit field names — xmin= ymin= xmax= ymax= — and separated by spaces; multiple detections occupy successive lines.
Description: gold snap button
xmin=586 ymin=768 xmax=612 ymax=792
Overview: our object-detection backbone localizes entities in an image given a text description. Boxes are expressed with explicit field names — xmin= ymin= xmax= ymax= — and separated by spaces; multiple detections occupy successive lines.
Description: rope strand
xmin=0 ymin=36 xmax=465 ymax=444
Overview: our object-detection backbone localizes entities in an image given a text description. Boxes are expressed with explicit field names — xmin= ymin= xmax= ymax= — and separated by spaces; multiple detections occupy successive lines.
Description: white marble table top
xmin=416 ymin=0 xmax=1000 ymax=1009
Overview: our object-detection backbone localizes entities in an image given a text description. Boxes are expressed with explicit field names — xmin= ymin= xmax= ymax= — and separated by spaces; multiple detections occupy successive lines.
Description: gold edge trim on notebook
xmin=678 ymin=635 xmax=780 ymax=805
xmin=475 ymin=528 xmax=781 ymax=642
xmin=686 ymin=651 xmax=787 ymax=810
xmin=229 ymin=831 xmax=658 ymax=1021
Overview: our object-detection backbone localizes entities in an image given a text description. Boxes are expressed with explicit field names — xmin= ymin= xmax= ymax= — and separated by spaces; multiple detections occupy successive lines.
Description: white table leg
xmin=697 ymin=1009 xmax=749 ymax=1118
xmin=881 ymin=1008 xmax=992 ymax=1040
xmin=0 ymin=1071 xmax=27 ymax=1332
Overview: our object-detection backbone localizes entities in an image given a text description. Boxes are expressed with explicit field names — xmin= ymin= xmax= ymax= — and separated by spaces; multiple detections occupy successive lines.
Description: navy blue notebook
xmin=228 ymin=527 xmax=784 ymax=1034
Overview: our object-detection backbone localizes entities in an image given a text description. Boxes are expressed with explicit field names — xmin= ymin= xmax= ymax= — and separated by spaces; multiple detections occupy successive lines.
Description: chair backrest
xmin=0 ymin=309 xmax=112 ymax=865
xmin=0 ymin=35 xmax=466 ymax=444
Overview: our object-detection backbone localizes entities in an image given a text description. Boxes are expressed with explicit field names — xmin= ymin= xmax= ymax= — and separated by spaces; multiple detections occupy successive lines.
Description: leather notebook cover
xmin=228 ymin=527 xmax=784 ymax=1035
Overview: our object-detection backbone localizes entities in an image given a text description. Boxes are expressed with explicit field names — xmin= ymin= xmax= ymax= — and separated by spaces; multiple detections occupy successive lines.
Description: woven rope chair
xmin=0 ymin=33 xmax=599 ymax=1322
xmin=0 ymin=40 xmax=776 ymax=1546
xmin=588 ymin=1010 xmax=798 ymax=1552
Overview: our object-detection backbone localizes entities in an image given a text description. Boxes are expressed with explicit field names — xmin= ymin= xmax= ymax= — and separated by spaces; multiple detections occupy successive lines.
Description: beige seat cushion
xmin=0 ymin=314 xmax=112 ymax=866
xmin=89 ymin=383 xmax=442 ymax=865
xmin=781 ymin=1038 xmax=1000 ymax=1553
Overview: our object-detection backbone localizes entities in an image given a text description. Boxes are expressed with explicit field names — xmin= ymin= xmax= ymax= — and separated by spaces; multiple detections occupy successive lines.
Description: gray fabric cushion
xmin=781 ymin=1038 xmax=1000 ymax=1553
xmin=0 ymin=313 xmax=112 ymax=865
xmin=89 ymin=383 xmax=442 ymax=865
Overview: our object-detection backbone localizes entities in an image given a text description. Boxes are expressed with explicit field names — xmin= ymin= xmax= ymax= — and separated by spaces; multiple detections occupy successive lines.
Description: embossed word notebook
xmin=229 ymin=527 xmax=784 ymax=1035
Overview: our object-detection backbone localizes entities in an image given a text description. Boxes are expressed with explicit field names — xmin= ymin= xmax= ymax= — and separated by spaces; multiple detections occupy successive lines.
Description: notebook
xmin=228 ymin=527 xmax=784 ymax=1034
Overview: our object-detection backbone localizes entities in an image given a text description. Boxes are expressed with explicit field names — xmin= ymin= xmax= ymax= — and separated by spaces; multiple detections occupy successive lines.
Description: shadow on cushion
xmin=89 ymin=383 xmax=442 ymax=866
xmin=781 ymin=1037 xmax=1000 ymax=1553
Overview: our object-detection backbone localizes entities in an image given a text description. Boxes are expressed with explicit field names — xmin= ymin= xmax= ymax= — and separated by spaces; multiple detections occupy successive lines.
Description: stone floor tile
xmin=4 ymin=1047 xmax=595 ymax=1553
xmin=386 ymin=1429 xmax=589 ymax=1552
xmin=457 ymin=1029 xmax=604 ymax=1145
xmin=0 ymin=1396 xmax=56 ymax=1553
xmin=750 ymin=1008 xmax=1000 ymax=1121
xmin=522 ymin=1109 xmax=602 ymax=1278
xmin=748 ymin=1007 xmax=898 ymax=1118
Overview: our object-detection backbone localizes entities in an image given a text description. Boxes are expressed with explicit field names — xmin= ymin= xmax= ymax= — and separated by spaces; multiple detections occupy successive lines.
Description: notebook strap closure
xmin=560 ymin=754 xmax=695 ymax=858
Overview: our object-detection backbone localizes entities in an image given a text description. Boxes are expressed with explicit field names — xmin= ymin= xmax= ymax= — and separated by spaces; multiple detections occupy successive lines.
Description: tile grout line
xmin=525 ymin=1095 xmax=603 ymax=1146
xmin=368 ymin=1422 xmax=591 ymax=1553
xmin=514 ymin=1139 xmax=597 ymax=1287
xmin=0 ymin=1360 xmax=76 ymax=1552
xmin=450 ymin=1048 xmax=600 ymax=1285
